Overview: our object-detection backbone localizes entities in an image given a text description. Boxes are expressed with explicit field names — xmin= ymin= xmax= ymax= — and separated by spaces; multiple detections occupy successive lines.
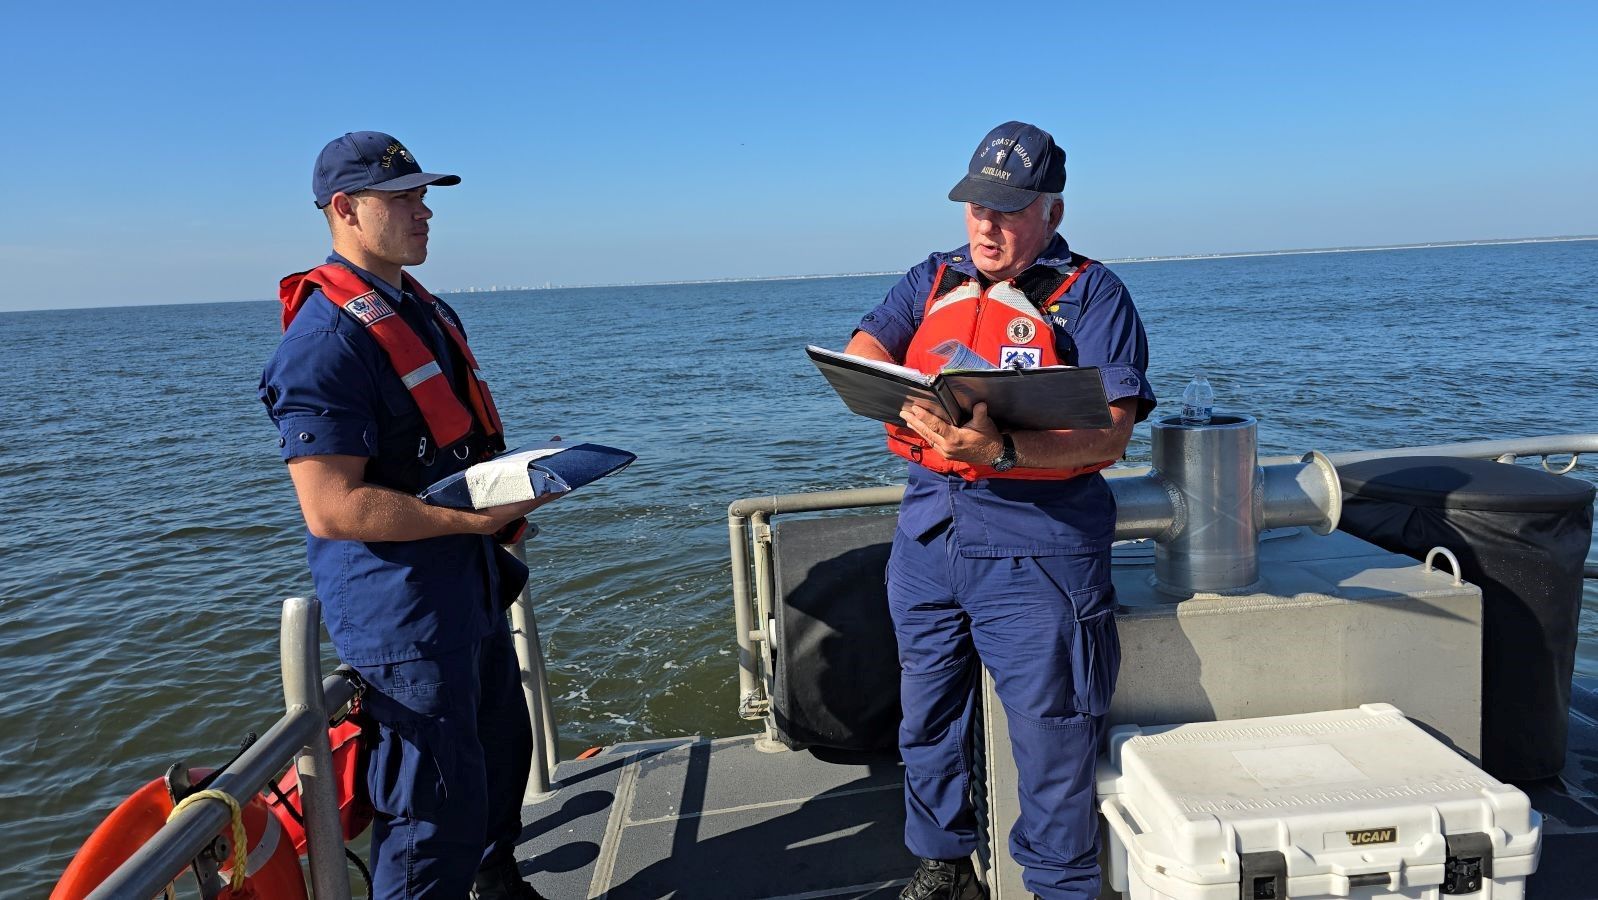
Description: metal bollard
xmin=1107 ymin=414 xmax=1341 ymax=597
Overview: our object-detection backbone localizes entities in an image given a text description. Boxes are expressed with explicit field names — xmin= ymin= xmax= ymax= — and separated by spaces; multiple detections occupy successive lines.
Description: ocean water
xmin=2 ymin=239 xmax=1596 ymax=893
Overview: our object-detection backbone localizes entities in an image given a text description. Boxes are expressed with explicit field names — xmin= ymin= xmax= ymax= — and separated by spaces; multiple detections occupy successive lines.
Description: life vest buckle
xmin=328 ymin=669 xmax=367 ymax=727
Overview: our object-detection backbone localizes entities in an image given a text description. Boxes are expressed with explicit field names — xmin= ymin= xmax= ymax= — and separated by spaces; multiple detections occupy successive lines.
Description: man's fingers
xmin=969 ymin=402 xmax=993 ymax=429
xmin=902 ymin=408 xmax=943 ymax=449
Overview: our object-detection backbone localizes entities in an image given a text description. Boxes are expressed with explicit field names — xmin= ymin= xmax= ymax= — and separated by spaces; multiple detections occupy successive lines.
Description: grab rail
xmin=508 ymin=536 xmax=561 ymax=799
xmin=87 ymin=538 xmax=561 ymax=896
xmin=726 ymin=432 xmax=1598 ymax=719
xmin=88 ymin=597 xmax=354 ymax=900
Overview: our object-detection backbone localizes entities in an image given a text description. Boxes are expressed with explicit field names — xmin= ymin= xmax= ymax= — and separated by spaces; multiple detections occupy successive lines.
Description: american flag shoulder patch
xmin=343 ymin=292 xmax=395 ymax=326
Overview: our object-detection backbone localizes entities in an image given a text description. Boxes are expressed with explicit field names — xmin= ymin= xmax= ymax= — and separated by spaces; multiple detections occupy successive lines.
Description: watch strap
xmin=993 ymin=432 xmax=1017 ymax=470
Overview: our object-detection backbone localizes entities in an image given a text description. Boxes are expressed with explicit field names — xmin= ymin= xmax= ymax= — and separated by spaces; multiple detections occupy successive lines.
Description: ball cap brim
xmin=947 ymin=176 xmax=1044 ymax=213
xmin=312 ymin=131 xmax=461 ymax=208
xmin=366 ymin=171 xmax=462 ymax=193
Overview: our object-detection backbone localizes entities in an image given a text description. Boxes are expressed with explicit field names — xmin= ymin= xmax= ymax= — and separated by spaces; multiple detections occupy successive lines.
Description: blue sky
xmin=1 ymin=1 xmax=1594 ymax=310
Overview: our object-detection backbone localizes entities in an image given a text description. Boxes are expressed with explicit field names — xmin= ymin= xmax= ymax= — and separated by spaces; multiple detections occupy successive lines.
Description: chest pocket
xmin=1045 ymin=297 xmax=1082 ymax=366
xmin=375 ymin=372 xmax=427 ymax=441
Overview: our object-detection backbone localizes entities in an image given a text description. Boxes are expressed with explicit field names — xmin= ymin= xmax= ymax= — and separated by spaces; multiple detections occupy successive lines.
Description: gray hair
xmin=1039 ymin=192 xmax=1063 ymax=229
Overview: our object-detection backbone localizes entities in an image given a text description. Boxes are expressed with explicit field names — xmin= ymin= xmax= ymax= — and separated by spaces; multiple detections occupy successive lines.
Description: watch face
xmin=991 ymin=435 xmax=1017 ymax=472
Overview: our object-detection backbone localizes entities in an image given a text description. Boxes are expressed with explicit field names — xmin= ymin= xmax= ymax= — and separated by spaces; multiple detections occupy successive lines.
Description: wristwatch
xmin=990 ymin=433 xmax=1018 ymax=473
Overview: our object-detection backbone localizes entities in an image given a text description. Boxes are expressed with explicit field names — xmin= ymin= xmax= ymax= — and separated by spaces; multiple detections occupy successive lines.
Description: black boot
xmin=468 ymin=862 xmax=548 ymax=900
xmin=900 ymin=857 xmax=984 ymax=900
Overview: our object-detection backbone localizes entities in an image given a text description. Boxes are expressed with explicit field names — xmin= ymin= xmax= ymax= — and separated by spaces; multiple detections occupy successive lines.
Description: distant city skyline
xmin=433 ymin=235 xmax=1597 ymax=296
xmin=2 ymin=1 xmax=1595 ymax=311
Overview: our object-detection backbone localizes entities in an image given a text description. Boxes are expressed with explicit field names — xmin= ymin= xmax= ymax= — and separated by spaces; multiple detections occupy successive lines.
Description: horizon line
xmin=4 ymin=234 xmax=1595 ymax=313
xmin=439 ymin=234 xmax=1598 ymax=293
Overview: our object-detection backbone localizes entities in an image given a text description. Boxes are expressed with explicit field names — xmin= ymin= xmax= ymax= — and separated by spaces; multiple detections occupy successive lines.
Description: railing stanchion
xmin=728 ymin=510 xmax=761 ymax=718
xmin=509 ymin=538 xmax=557 ymax=800
xmin=283 ymin=597 xmax=352 ymax=900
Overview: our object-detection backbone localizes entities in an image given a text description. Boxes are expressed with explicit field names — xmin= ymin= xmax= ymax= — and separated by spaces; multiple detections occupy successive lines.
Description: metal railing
xmin=85 ymin=536 xmax=563 ymax=897
xmin=88 ymin=597 xmax=354 ymax=900
xmin=727 ymin=432 xmax=1598 ymax=719
xmin=508 ymin=537 xmax=561 ymax=799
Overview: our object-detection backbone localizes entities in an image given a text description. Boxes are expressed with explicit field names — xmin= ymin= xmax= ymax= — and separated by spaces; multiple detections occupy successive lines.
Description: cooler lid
xmin=1100 ymin=705 xmax=1541 ymax=886
xmin=1338 ymin=455 xmax=1594 ymax=512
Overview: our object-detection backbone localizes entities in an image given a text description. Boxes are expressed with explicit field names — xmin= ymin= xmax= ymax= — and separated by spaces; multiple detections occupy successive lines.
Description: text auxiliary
xmin=805 ymin=344 xmax=1111 ymax=431
xmin=418 ymin=441 xmax=637 ymax=509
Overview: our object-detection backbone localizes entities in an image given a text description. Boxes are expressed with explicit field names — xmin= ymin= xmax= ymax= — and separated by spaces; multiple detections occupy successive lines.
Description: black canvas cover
xmin=771 ymin=514 xmax=901 ymax=750
xmin=1336 ymin=456 xmax=1595 ymax=781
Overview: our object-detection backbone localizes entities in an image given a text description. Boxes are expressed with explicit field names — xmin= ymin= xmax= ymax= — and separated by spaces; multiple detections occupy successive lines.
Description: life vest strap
xmin=278 ymin=264 xmax=504 ymax=453
xmin=890 ymin=251 xmax=1111 ymax=481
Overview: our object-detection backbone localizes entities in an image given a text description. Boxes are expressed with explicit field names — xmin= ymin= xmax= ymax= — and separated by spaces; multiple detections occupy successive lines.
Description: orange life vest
xmin=279 ymin=264 xmax=505 ymax=456
xmin=885 ymin=257 xmax=1116 ymax=481
xmin=265 ymin=709 xmax=374 ymax=853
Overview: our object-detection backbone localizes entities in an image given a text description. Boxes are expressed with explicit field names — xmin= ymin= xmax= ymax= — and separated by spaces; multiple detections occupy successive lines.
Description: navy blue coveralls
xmin=260 ymin=253 xmax=533 ymax=899
xmin=858 ymin=235 xmax=1155 ymax=900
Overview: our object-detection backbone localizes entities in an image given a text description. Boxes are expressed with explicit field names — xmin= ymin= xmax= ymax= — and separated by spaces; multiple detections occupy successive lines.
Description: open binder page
xmin=805 ymin=346 xmax=960 ymax=425
xmin=807 ymin=345 xmax=1112 ymax=431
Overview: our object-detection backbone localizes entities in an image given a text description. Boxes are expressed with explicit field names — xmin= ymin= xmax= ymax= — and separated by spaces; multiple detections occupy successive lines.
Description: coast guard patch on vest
xmin=999 ymin=346 xmax=1042 ymax=368
xmin=345 ymin=292 xmax=394 ymax=326
xmin=1006 ymin=317 xmax=1036 ymax=343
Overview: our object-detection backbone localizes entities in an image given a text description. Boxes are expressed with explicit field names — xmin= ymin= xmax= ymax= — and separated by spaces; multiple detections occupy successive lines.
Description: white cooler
xmin=1096 ymin=704 xmax=1540 ymax=899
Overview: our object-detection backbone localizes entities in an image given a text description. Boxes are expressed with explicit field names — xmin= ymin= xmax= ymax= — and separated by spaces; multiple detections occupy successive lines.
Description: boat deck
xmin=1520 ymin=675 xmax=1598 ymax=896
xmin=515 ymin=736 xmax=913 ymax=899
xmin=514 ymin=677 xmax=1598 ymax=899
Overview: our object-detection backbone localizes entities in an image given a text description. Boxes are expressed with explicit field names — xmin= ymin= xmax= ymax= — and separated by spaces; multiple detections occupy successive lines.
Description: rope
xmin=168 ymin=788 xmax=248 ymax=892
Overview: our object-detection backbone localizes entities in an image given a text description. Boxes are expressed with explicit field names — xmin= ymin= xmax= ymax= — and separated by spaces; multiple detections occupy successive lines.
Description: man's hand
xmin=288 ymin=454 xmax=557 ymax=542
xmin=901 ymin=402 xmax=1004 ymax=466
xmin=457 ymin=495 xmax=555 ymax=536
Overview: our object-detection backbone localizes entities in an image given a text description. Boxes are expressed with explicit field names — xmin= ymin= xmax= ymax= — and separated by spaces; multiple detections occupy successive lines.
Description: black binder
xmin=807 ymin=345 xmax=1112 ymax=431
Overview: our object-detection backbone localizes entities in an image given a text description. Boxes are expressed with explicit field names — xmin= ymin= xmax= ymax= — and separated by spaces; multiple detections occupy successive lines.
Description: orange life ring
xmin=51 ymin=769 xmax=307 ymax=900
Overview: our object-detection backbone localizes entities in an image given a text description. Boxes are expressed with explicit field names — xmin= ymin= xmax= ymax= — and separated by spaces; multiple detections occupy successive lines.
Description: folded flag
xmin=418 ymin=441 xmax=636 ymax=509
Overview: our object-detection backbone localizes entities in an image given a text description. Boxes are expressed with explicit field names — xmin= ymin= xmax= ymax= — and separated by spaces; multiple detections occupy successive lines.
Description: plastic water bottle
xmin=1180 ymin=374 xmax=1214 ymax=425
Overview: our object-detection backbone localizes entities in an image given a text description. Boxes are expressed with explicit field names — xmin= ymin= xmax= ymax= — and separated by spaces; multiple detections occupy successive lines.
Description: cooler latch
xmin=1442 ymin=832 xmax=1493 ymax=895
xmin=1239 ymin=851 xmax=1287 ymax=899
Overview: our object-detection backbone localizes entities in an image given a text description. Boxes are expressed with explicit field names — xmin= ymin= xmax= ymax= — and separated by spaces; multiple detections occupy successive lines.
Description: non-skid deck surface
xmin=515 ymin=736 xmax=914 ymax=899
xmin=514 ymin=677 xmax=1598 ymax=899
xmin=1520 ymin=676 xmax=1598 ymax=899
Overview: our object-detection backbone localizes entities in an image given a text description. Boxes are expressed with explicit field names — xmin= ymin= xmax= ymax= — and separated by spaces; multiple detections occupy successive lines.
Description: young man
xmin=261 ymin=131 xmax=550 ymax=899
xmin=846 ymin=121 xmax=1156 ymax=900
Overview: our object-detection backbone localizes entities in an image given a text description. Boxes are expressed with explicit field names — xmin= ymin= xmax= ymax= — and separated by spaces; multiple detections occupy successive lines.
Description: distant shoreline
xmin=4 ymin=235 xmax=1595 ymax=313
xmin=452 ymin=235 xmax=1598 ymax=293
xmin=1105 ymin=234 xmax=1598 ymax=266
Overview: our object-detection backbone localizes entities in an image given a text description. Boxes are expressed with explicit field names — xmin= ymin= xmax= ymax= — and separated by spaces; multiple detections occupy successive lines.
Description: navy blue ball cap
xmin=312 ymin=131 xmax=460 ymax=208
xmin=947 ymin=121 xmax=1066 ymax=213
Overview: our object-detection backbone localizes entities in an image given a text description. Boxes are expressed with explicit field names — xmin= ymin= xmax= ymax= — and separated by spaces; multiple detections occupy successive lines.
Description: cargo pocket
xmin=1065 ymin=582 xmax=1120 ymax=717
xmin=1031 ymin=553 xmax=1119 ymax=717
xmin=366 ymin=713 xmax=450 ymax=820
xmin=363 ymin=662 xmax=456 ymax=821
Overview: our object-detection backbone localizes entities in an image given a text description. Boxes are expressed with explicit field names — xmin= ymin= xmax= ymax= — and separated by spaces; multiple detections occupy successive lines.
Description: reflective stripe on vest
xmin=883 ymin=257 xmax=1113 ymax=482
xmin=278 ymin=264 xmax=504 ymax=451
xmin=400 ymin=361 xmax=443 ymax=390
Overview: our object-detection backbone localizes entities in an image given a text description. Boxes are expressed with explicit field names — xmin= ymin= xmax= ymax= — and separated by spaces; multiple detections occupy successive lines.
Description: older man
xmin=845 ymin=121 xmax=1156 ymax=900
xmin=261 ymin=132 xmax=550 ymax=899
